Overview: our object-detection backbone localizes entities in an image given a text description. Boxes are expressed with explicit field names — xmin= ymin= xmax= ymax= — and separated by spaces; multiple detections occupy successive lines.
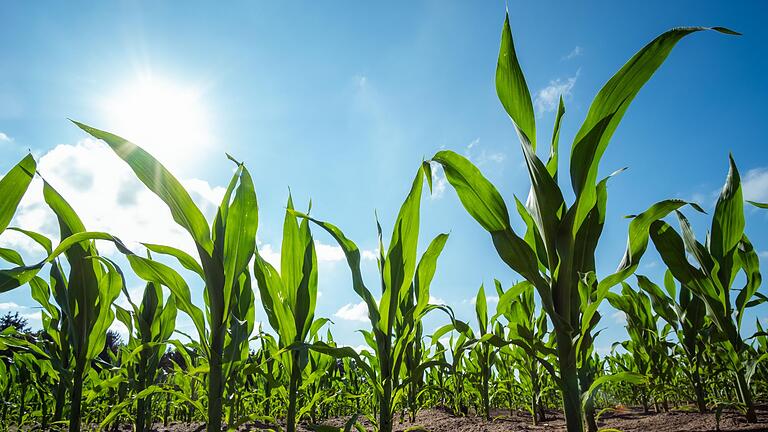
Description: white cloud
xmin=465 ymin=138 xmax=505 ymax=166
xmin=315 ymin=241 xmax=344 ymax=262
xmin=742 ymin=167 xmax=768 ymax=204
xmin=563 ymin=46 xmax=582 ymax=60
xmin=361 ymin=249 xmax=379 ymax=261
xmin=20 ymin=311 xmax=42 ymax=322
xmin=0 ymin=139 xmax=226 ymax=257
xmin=334 ymin=301 xmax=369 ymax=322
xmin=759 ymin=251 xmax=768 ymax=259
xmin=258 ymin=243 xmax=281 ymax=269
xmin=0 ymin=132 xmax=12 ymax=142
xmin=429 ymin=295 xmax=445 ymax=305
xmin=0 ymin=303 xmax=41 ymax=322
xmin=534 ymin=73 xmax=578 ymax=114
xmin=0 ymin=302 xmax=22 ymax=310
xmin=611 ymin=311 xmax=627 ymax=325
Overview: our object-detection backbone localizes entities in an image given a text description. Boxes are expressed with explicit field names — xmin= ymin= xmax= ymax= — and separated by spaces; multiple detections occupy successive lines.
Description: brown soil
xmin=292 ymin=406 xmax=768 ymax=432
xmin=18 ymin=406 xmax=768 ymax=431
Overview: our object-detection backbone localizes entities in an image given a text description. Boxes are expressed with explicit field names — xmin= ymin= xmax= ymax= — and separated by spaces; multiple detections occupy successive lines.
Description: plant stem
xmin=556 ymin=331 xmax=584 ymax=432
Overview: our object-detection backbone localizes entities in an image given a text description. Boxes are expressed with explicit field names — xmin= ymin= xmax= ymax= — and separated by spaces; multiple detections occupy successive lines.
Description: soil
xmin=14 ymin=406 xmax=768 ymax=431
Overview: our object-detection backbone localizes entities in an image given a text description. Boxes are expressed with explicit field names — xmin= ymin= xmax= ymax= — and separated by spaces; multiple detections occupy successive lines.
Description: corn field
xmin=0 ymin=10 xmax=766 ymax=432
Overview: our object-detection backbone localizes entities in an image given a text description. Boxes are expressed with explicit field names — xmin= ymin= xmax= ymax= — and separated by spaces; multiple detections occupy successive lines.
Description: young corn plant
xmin=113 ymin=280 xmax=178 ymax=431
xmin=29 ymin=265 xmax=72 ymax=424
xmin=62 ymin=121 xmax=259 ymax=432
xmin=645 ymin=156 xmax=762 ymax=422
xmin=292 ymin=164 xmax=451 ymax=432
xmin=252 ymin=196 xmax=321 ymax=432
xmin=607 ymin=283 xmax=675 ymax=413
xmin=429 ymin=11 xmax=736 ymax=431
xmin=37 ymin=180 xmax=123 ymax=432
xmin=636 ymin=272 xmax=709 ymax=412
xmin=494 ymin=281 xmax=555 ymax=424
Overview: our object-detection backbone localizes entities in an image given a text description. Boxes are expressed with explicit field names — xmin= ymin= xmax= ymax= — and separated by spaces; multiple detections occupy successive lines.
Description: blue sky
xmin=0 ymin=1 xmax=766 ymax=353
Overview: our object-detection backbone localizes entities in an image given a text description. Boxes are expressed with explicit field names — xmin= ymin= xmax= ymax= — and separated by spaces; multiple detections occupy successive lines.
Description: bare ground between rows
xmin=16 ymin=406 xmax=768 ymax=431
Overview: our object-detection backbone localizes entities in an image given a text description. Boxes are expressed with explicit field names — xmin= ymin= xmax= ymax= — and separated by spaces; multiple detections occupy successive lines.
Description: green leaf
xmin=581 ymin=371 xmax=645 ymax=408
xmin=598 ymin=199 xmax=696 ymax=293
xmin=142 ymin=243 xmax=204 ymax=277
xmin=414 ymin=233 xmax=449 ymax=312
xmin=475 ymin=284 xmax=488 ymax=335
xmin=0 ymin=154 xmax=36 ymax=234
xmin=221 ymin=164 xmax=258 ymax=320
xmin=72 ymin=121 xmax=213 ymax=254
xmin=710 ymin=155 xmax=744 ymax=260
xmin=495 ymin=12 xmax=536 ymax=148
xmin=570 ymin=27 xmax=738 ymax=232
xmin=290 ymin=210 xmax=380 ymax=328
xmin=431 ymin=150 xmax=510 ymax=232
xmin=546 ymin=96 xmax=565 ymax=179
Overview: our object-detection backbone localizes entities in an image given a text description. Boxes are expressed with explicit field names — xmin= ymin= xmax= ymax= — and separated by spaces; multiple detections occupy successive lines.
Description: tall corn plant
xmin=645 ymin=156 xmax=761 ymax=422
xmin=429 ymin=12 xmax=736 ymax=431
xmin=40 ymin=180 xmax=123 ymax=432
xmin=70 ymin=122 xmax=259 ymax=432
xmin=292 ymin=164 xmax=450 ymax=432
xmin=252 ymin=196 xmax=320 ymax=432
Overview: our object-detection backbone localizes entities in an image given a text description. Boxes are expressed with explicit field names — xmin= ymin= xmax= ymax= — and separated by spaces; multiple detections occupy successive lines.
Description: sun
xmin=101 ymin=76 xmax=212 ymax=168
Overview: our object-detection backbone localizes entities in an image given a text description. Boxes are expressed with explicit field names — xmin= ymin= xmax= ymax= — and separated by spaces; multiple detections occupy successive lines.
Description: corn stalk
xmin=429 ymin=12 xmax=736 ymax=431
xmin=252 ymin=196 xmax=322 ymax=432
xmin=645 ymin=156 xmax=761 ymax=422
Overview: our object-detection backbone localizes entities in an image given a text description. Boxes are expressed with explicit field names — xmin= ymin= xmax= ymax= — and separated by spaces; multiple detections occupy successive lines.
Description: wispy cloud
xmin=361 ymin=248 xmax=379 ymax=261
xmin=562 ymin=46 xmax=582 ymax=60
xmin=334 ymin=301 xmax=369 ymax=322
xmin=0 ymin=132 xmax=12 ymax=142
xmin=611 ymin=311 xmax=627 ymax=325
xmin=743 ymin=167 xmax=768 ymax=204
xmin=429 ymin=295 xmax=445 ymax=305
xmin=465 ymin=138 xmax=505 ymax=166
xmin=0 ymin=302 xmax=22 ymax=310
xmin=534 ymin=72 xmax=578 ymax=114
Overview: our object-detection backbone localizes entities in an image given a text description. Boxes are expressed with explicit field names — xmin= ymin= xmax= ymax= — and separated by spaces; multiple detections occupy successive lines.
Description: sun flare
xmin=102 ymin=77 xmax=212 ymax=167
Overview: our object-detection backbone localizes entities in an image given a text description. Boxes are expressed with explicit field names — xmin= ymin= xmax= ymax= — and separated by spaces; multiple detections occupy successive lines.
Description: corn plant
xmin=494 ymin=280 xmax=554 ymax=424
xmin=428 ymin=11 xmax=735 ymax=431
xmin=607 ymin=283 xmax=675 ymax=413
xmin=644 ymin=156 xmax=761 ymax=422
xmin=113 ymin=279 xmax=177 ymax=431
xmin=252 ymin=197 xmax=322 ymax=432
xmin=37 ymin=180 xmax=123 ymax=432
xmin=29 ymin=265 xmax=73 ymax=423
xmin=636 ymin=272 xmax=709 ymax=412
xmin=67 ymin=121 xmax=259 ymax=432
xmin=291 ymin=164 xmax=451 ymax=432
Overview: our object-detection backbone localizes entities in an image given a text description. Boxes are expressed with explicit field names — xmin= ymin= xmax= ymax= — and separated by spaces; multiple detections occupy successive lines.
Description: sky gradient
xmin=0 ymin=1 xmax=766 ymax=353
